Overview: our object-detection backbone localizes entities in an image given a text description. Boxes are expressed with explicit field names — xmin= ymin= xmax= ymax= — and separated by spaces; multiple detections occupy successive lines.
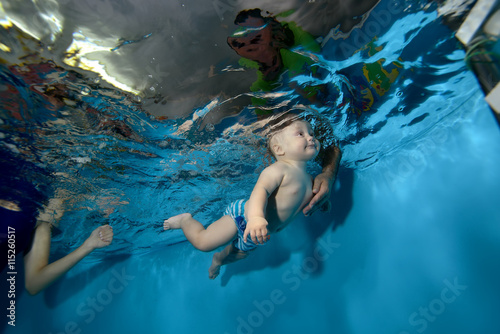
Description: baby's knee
xmin=195 ymin=243 xmax=216 ymax=252
xmin=231 ymin=248 xmax=250 ymax=260
xmin=193 ymin=235 xmax=219 ymax=252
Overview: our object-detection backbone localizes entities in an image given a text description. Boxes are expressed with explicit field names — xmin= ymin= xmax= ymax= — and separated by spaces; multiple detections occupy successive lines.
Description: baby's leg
xmin=209 ymin=243 xmax=248 ymax=279
xmin=164 ymin=214 xmax=237 ymax=252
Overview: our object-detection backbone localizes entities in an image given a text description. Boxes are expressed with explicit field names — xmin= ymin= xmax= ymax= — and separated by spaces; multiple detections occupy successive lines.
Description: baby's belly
xmin=266 ymin=200 xmax=308 ymax=233
xmin=265 ymin=183 xmax=313 ymax=233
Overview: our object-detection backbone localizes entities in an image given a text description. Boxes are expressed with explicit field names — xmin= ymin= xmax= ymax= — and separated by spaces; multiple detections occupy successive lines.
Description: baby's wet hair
xmin=263 ymin=108 xmax=339 ymax=162
xmin=265 ymin=111 xmax=305 ymax=158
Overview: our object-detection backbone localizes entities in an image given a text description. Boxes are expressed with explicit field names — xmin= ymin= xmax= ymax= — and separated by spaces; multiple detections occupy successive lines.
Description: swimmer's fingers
xmin=244 ymin=227 xmax=267 ymax=245
xmin=98 ymin=225 xmax=114 ymax=243
xmin=243 ymin=227 xmax=250 ymax=244
xmin=250 ymin=230 xmax=259 ymax=244
xmin=259 ymin=227 xmax=269 ymax=244
xmin=245 ymin=217 xmax=269 ymax=244
xmin=251 ymin=231 xmax=259 ymax=244
xmin=253 ymin=227 xmax=269 ymax=245
xmin=303 ymin=173 xmax=332 ymax=216
xmin=305 ymin=196 xmax=330 ymax=217
xmin=84 ymin=225 xmax=113 ymax=250
xmin=244 ymin=229 xmax=262 ymax=244
xmin=251 ymin=230 xmax=258 ymax=244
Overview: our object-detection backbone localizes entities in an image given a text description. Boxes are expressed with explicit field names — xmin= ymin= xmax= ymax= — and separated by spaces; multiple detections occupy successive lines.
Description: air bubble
xmin=80 ymin=87 xmax=91 ymax=95
xmin=396 ymin=90 xmax=403 ymax=97
xmin=88 ymin=77 xmax=101 ymax=84
xmin=398 ymin=106 xmax=405 ymax=111
xmin=206 ymin=123 xmax=215 ymax=131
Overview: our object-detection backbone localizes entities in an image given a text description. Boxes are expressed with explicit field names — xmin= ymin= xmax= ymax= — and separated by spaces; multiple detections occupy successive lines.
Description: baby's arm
xmin=244 ymin=164 xmax=284 ymax=245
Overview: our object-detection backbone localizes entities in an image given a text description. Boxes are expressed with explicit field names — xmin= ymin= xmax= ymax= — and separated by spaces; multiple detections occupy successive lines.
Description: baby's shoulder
xmin=258 ymin=162 xmax=287 ymax=183
xmin=265 ymin=161 xmax=293 ymax=174
xmin=268 ymin=162 xmax=311 ymax=186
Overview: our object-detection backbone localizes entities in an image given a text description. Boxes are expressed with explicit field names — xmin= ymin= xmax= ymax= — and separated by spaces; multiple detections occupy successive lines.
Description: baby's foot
xmin=163 ymin=213 xmax=192 ymax=230
xmin=208 ymin=253 xmax=222 ymax=280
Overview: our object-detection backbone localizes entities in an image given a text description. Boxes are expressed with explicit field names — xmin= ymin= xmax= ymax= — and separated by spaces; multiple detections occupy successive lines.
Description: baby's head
xmin=266 ymin=113 xmax=320 ymax=161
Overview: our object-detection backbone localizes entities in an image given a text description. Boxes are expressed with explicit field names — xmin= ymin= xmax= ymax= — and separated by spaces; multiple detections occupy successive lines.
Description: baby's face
xmin=279 ymin=121 xmax=320 ymax=161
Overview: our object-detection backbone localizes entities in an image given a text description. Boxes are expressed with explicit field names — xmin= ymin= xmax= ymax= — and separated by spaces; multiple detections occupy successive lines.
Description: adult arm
xmin=24 ymin=224 xmax=113 ymax=295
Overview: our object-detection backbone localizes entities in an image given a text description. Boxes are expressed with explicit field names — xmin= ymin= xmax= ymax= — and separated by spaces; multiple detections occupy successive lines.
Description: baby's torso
xmin=263 ymin=166 xmax=313 ymax=233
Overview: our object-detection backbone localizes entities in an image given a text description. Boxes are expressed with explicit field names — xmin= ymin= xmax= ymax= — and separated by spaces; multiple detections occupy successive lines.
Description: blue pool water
xmin=1 ymin=0 xmax=500 ymax=333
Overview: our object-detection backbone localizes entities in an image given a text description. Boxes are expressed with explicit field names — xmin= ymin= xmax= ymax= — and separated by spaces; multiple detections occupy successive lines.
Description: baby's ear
xmin=272 ymin=143 xmax=284 ymax=156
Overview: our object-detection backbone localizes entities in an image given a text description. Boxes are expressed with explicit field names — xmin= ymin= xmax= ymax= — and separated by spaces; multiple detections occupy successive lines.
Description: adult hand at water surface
xmin=82 ymin=225 xmax=114 ymax=250
xmin=24 ymin=224 xmax=114 ymax=295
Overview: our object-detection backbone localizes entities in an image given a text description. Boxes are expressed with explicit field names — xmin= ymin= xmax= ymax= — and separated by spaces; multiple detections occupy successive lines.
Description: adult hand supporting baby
xmin=303 ymin=145 xmax=341 ymax=216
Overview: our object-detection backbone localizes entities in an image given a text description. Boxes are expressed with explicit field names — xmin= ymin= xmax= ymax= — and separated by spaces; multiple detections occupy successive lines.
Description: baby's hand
xmin=244 ymin=217 xmax=269 ymax=245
